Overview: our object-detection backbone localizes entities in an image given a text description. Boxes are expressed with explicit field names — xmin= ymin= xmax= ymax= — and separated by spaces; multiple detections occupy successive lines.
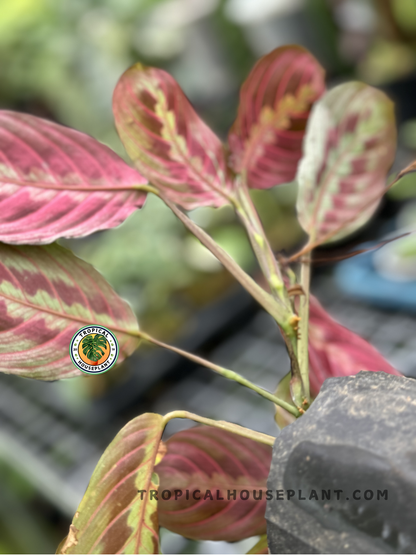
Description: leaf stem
xmin=135 ymin=183 xmax=160 ymax=195
xmin=149 ymin=186 xmax=304 ymax=411
xmin=161 ymin=196 xmax=288 ymax=325
xmin=234 ymin=176 xmax=290 ymax=310
xmin=233 ymin=175 xmax=305 ymax=409
xmin=162 ymin=410 xmax=276 ymax=446
xmin=297 ymin=251 xmax=311 ymax=403
xmin=139 ymin=331 xmax=300 ymax=417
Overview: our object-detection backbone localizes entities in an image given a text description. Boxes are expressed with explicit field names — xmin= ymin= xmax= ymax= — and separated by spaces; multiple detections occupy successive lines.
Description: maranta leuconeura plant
xmin=0 ymin=45 xmax=408 ymax=553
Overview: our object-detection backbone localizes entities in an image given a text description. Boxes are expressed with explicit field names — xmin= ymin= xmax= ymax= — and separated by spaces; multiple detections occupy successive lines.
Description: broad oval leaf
xmin=156 ymin=426 xmax=272 ymax=542
xmin=228 ymin=45 xmax=325 ymax=189
xmin=297 ymin=82 xmax=396 ymax=244
xmin=0 ymin=111 xmax=147 ymax=244
xmin=113 ymin=63 xmax=233 ymax=209
xmin=0 ymin=242 xmax=139 ymax=380
xmin=59 ymin=413 xmax=166 ymax=555
xmin=308 ymin=295 xmax=401 ymax=396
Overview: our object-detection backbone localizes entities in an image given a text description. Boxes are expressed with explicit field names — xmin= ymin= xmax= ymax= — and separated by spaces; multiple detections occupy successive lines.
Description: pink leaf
xmin=0 ymin=243 xmax=139 ymax=381
xmin=156 ymin=426 xmax=272 ymax=541
xmin=228 ymin=45 xmax=325 ymax=189
xmin=308 ymin=295 xmax=401 ymax=396
xmin=113 ymin=63 xmax=233 ymax=209
xmin=0 ymin=111 xmax=146 ymax=245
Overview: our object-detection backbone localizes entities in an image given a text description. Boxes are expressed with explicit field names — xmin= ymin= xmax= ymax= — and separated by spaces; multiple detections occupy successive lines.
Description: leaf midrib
xmin=0 ymin=290 xmax=138 ymax=338
xmin=0 ymin=176 xmax=142 ymax=192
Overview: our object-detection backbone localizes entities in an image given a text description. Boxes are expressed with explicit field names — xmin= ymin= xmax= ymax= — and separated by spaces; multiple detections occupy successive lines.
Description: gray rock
xmin=266 ymin=372 xmax=416 ymax=554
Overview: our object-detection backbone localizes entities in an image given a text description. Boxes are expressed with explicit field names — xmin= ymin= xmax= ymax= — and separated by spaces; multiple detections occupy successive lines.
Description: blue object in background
xmin=335 ymin=246 xmax=416 ymax=314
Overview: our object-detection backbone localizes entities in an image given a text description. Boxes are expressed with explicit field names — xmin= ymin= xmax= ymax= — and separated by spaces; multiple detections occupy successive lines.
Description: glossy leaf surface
xmin=156 ymin=426 xmax=272 ymax=542
xmin=308 ymin=295 xmax=401 ymax=396
xmin=113 ymin=64 xmax=233 ymax=209
xmin=0 ymin=243 xmax=139 ymax=380
xmin=297 ymin=82 xmax=396 ymax=244
xmin=59 ymin=413 xmax=165 ymax=554
xmin=0 ymin=111 xmax=147 ymax=244
xmin=228 ymin=45 xmax=325 ymax=189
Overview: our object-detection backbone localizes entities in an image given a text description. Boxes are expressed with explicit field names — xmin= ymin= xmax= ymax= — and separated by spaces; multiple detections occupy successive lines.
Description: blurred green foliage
xmin=0 ymin=461 xmax=67 ymax=553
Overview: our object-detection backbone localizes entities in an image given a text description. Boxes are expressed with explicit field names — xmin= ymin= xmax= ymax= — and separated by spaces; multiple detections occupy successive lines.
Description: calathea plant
xmin=0 ymin=44 xmax=409 ymax=553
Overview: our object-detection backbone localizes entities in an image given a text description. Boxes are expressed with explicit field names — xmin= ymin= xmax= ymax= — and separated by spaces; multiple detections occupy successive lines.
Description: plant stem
xmin=151 ymin=188 xmax=305 ymax=410
xmin=139 ymin=331 xmax=300 ymax=417
xmin=163 ymin=410 xmax=276 ymax=446
xmin=233 ymin=175 xmax=305 ymax=409
xmin=135 ymin=183 xmax=160 ymax=195
xmin=161 ymin=196 xmax=288 ymax=325
xmin=297 ymin=251 xmax=311 ymax=403
xmin=233 ymin=177 xmax=290 ymax=308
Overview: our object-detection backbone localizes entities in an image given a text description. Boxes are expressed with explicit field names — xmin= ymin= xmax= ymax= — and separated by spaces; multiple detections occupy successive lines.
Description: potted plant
xmin=0 ymin=43 xmax=412 ymax=553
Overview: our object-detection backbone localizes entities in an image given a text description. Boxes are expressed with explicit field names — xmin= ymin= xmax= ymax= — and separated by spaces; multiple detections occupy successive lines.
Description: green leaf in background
xmin=296 ymin=81 xmax=396 ymax=244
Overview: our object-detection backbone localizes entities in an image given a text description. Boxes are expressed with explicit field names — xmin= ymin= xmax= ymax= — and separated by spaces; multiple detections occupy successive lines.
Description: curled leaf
xmin=297 ymin=82 xmax=396 ymax=244
xmin=0 ymin=243 xmax=139 ymax=380
xmin=308 ymin=295 xmax=401 ymax=396
xmin=59 ymin=413 xmax=165 ymax=554
xmin=156 ymin=426 xmax=272 ymax=542
xmin=228 ymin=45 xmax=325 ymax=189
xmin=0 ymin=111 xmax=147 ymax=244
xmin=113 ymin=63 xmax=233 ymax=209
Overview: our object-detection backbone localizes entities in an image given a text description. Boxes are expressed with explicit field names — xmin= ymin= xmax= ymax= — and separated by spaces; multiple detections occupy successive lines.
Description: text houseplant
xmin=0 ymin=44 xmax=410 ymax=553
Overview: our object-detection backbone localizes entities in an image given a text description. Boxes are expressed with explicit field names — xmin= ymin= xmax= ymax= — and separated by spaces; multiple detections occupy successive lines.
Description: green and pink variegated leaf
xmin=156 ymin=426 xmax=272 ymax=542
xmin=59 ymin=413 xmax=166 ymax=554
xmin=228 ymin=45 xmax=325 ymax=189
xmin=0 ymin=243 xmax=139 ymax=380
xmin=308 ymin=295 xmax=402 ymax=396
xmin=113 ymin=63 xmax=233 ymax=209
xmin=296 ymin=82 xmax=396 ymax=244
xmin=0 ymin=111 xmax=147 ymax=245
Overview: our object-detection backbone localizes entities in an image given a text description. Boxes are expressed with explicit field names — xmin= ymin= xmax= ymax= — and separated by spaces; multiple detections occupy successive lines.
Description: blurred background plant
xmin=1 ymin=0 xmax=416 ymax=553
